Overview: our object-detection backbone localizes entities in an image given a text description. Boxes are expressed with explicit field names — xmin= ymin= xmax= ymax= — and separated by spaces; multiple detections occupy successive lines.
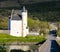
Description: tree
xmin=28 ymin=18 xmax=40 ymax=32
xmin=28 ymin=17 xmax=50 ymax=35
xmin=39 ymin=21 xmax=50 ymax=35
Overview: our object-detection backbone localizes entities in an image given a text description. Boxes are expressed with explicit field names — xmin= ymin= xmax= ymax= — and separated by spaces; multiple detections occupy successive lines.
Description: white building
xmin=8 ymin=6 xmax=29 ymax=37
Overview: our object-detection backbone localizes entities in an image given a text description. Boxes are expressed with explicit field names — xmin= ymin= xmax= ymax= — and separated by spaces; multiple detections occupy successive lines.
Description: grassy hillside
xmin=0 ymin=1 xmax=60 ymax=21
xmin=0 ymin=1 xmax=60 ymax=29
xmin=0 ymin=33 xmax=46 ymax=43
xmin=26 ymin=1 xmax=60 ymax=21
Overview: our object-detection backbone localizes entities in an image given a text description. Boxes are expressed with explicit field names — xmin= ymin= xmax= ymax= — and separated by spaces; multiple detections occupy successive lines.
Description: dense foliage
xmin=28 ymin=18 xmax=40 ymax=32
xmin=0 ymin=1 xmax=60 ymax=21
xmin=28 ymin=18 xmax=50 ymax=35
xmin=26 ymin=1 xmax=60 ymax=22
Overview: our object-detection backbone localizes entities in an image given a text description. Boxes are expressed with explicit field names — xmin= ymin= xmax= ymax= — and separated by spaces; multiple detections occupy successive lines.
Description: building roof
xmin=11 ymin=10 xmax=22 ymax=20
xmin=12 ymin=15 xmax=22 ymax=20
xmin=11 ymin=6 xmax=27 ymax=20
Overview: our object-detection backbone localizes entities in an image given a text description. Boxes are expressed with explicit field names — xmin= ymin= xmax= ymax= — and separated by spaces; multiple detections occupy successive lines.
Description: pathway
xmin=39 ymin=35 xmax=59 ymax=52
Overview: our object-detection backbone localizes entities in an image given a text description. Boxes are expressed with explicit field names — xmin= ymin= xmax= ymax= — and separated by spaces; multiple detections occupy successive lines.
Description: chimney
xmin=22 ymin=6 xmax=26 ymax=12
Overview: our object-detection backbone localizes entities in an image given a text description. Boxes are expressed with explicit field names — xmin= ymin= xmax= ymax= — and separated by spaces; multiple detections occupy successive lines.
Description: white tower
xmin=8 ymin=6 xmax=29 ymax=37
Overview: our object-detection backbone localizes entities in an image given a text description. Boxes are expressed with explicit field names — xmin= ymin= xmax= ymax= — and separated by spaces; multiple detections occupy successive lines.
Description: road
xmin=39 ymin=35 xmax=59 ymax=52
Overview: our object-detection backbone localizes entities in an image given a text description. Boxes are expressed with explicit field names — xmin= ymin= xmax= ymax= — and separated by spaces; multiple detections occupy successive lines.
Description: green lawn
xmin=0 ymin=33 xmax=46 ymax=44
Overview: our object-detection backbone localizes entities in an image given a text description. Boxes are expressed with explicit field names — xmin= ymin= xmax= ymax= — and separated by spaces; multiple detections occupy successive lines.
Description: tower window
xmin=18 ymin=15 xmax=22 ymax=20
xmin=26 ymin=27 xmax=28 ymax=29
xmin=17 ymin=32 xmax=19 ymax=34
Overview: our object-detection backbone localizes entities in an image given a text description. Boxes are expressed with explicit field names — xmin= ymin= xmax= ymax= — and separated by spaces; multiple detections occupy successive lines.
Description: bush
xmin=0 ymin=45 xmax=6 ymax=52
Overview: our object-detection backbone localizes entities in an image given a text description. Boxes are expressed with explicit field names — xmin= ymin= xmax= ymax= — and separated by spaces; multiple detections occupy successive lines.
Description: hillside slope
xmin=0 ymin=0 xmax=60 ymax=7
xmin=0 ymin=1 xmax=60 ymax=22
xmin=0 ymin=0 xmax=60 ymax=29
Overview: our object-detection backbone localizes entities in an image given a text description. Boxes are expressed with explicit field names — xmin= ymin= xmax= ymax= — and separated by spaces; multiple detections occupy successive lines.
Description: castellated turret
xmin=8 ymin=6 xmax=29 ymax=37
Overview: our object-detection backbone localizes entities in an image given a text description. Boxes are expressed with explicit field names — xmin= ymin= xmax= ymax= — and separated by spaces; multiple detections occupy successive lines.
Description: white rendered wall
xmin=10 ymin=20 xmax=22 ymax=37
xmin=22 ymin=11 xmax=28 ymax=37
xmin=22 ymin=11 xmax=27 ymax=26
xmin=26 ymin=28 xmax=29 ymax=34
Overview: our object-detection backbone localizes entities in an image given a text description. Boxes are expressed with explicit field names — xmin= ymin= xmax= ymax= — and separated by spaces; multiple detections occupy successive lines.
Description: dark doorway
xmin=10 ymin=49 xmax=24 ymax=52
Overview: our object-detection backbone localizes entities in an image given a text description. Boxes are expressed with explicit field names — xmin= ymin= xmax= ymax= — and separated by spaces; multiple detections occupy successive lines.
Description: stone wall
xmin=29 ymin=32 xmax=39 ymax=35
xmin=8 ymin=45 xmax=29 ymax=52
xmin=0 ymin=30 xmax=9 ymax=34
xmin=0 ymin=30 xmax=39 ymax=35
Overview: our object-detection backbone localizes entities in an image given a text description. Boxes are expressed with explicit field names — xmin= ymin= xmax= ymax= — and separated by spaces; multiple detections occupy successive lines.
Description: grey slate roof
xmin=11 ymin=10 xmax=22 ymax=20
xmin=12 ymin=15 xmax=22 ymax=20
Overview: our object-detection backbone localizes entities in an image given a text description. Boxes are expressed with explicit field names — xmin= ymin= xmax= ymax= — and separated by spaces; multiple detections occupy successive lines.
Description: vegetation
xmin=0 ymin=0 xmax=60 ymax=36
xmin=57 ymin=29 xmax=60 ymax=37
xmin=0 ymin=45 xmax=6 ymax=52
xmin=28 ymin=18 xmax=50 ymax=35
xmin=28 ymin=18 xmax=40 ymax=32
xmin=56 ymin=22 xmax=60 ymax=37
xmin=26 ymin=1 xmax=60 ymax=22
xmin=0 ymin=33 xmax=46 ymax=43
xmin=0 ymin=1 xmax=60 ymax=21
xmin=0 ymin=1 xmax=60 ymax=30
xmin=0 ymin=18 xmax=8 ymax=30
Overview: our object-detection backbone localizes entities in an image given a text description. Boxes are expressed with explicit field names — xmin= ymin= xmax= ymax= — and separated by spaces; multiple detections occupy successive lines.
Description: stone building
xmin=8 ymin=6 xmax=29 ymax=37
